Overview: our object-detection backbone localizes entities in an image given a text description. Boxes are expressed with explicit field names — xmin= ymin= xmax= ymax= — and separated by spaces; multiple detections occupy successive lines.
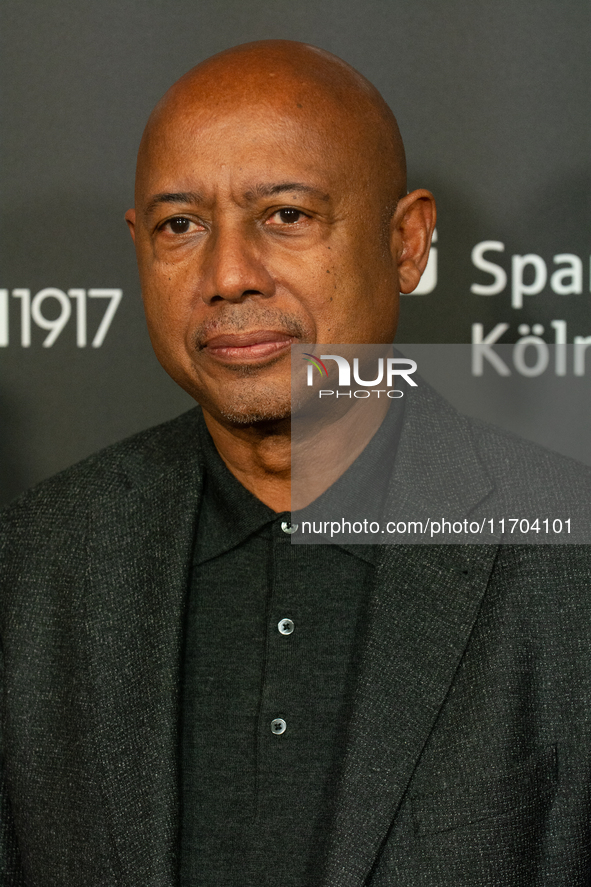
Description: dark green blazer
xmin=2 ymin=384 xmax=591 ymax=886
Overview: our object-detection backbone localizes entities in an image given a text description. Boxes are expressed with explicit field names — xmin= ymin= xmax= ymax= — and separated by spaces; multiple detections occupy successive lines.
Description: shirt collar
xmin=193 ymin=401 xmax=403 ymax=567
xmin=193 ymin=416 xmax=276 ymax=565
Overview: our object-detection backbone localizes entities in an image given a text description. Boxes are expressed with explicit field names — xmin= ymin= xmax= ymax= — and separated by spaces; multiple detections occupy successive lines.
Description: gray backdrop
xmin=1 ymin=0 xmax=589 ymax=507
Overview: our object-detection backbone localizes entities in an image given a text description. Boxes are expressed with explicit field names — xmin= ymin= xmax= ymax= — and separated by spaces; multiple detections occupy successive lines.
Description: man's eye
xmin=268 ymin=208 xmax=306 ymax=225
xmin=166 ymin=217 xmax=193 ymax=234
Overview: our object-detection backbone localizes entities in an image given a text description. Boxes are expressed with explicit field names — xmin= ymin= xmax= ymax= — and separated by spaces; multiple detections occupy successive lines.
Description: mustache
xmin=193 ymin=307 xmax=310 ymax=349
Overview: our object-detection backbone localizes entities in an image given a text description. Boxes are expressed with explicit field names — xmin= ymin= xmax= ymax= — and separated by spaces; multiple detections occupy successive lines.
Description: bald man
xmin=124 ymin=40 xmax=432 ymax=512
xmin=3 ymin=40 xmax=591 ymax=887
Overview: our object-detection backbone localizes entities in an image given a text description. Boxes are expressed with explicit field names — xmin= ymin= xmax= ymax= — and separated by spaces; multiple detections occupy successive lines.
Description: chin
xmin=213 ymin=385 xmax=292 ymax=427
xmin=217 ymin=402 xmax=291 ymax=426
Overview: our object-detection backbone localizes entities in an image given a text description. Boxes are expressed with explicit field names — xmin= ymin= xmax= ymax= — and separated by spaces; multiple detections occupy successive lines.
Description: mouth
xmin=201 ymin=330 xmax=299 ymax=364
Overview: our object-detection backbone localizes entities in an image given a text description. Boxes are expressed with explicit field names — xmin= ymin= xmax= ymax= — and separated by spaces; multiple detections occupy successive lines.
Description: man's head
xmin=125 ymin=40 xmax=435 ymax=427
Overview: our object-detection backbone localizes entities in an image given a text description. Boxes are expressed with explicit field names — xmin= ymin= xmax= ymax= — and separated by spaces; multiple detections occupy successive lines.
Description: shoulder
xmin=398 ymin=380 xmax=591 ymax=549
xmin=0 ymin=407 xmax=204 ymax=540
xmin=466 ymin=414 xmax=591 ymax=510
xmin=416 ymin=379 xmax=591 ymax=504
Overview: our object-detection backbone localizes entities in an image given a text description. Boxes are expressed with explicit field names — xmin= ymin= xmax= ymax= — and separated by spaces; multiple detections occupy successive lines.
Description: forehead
xmin=138 ymin=97 xmax=370 ymax=201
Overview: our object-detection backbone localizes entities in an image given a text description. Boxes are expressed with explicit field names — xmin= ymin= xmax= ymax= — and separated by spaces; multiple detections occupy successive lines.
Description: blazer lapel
xmin=321 ymin=383 xmax=501 ymax=886
xmin=81 ymin=413 xmax=203 ymax=886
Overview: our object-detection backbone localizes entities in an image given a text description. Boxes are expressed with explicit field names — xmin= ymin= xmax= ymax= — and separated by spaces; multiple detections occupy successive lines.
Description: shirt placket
xmin=255 ymin=516 xmax=301 ymax=815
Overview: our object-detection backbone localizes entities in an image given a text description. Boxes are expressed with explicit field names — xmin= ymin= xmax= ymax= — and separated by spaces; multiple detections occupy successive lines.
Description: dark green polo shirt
xmin=180 ymin=405 xmax=401 ymax=886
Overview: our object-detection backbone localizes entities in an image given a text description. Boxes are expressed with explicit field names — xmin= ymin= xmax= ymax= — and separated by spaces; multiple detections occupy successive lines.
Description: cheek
xmin=321 ymin=267 xmax=397 ymax=342
xmin=139 ymin=255 xmax=192 ymax=323
xmin=141 ymin=284 xmax=190 ymax=363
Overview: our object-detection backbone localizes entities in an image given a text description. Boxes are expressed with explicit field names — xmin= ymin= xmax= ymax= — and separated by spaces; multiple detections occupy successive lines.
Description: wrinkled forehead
xmin=136 ymin=80 xmax=402 ymax=207
xmin=141 ymin=107 xmax=331 ymax=193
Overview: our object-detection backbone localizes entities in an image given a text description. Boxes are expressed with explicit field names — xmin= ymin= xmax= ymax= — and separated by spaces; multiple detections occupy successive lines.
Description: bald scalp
xmin=136 ymin=40 xmax=406 ymax=212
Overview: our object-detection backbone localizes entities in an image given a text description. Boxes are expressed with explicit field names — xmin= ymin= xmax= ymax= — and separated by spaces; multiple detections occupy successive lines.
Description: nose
xmin=201 ymin=223 xmax=275 ymax=303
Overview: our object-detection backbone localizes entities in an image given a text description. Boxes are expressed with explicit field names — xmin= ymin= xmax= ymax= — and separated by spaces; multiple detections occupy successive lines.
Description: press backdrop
xmin=1 ymin=0 xmax=589 ymax=506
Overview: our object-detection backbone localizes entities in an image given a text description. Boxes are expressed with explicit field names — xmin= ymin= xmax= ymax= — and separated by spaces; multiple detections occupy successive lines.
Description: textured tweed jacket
xmin=2 ymin=383 xmax=591 ymax=886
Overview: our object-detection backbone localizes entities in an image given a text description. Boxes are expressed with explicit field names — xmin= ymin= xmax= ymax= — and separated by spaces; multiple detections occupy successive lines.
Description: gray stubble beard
xmin=213 ymin=364 xmax=293 ymax=426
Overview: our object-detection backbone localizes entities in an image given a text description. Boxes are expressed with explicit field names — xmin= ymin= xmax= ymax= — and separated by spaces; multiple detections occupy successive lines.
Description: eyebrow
xmin=144 ymin=191 xmax=203 ymax=216
xmin=144 ymin=182 xmax=330 ymax=216
xmin=246 ymin=182 xmax=331 ymax=202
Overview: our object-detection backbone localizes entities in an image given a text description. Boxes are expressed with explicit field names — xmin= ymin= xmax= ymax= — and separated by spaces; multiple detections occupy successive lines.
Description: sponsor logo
xmin=471 ymin=241 xmax=589 ymax=308
xmin=472 ymin=320 xmax=591 ymax=376
xmin=0 ymin=287 xmax=122 ymax=348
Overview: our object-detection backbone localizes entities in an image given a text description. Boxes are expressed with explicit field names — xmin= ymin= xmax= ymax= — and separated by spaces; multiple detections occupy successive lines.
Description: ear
xmin=390 ymin=190 xmax=436 ymax=294
xmin=124 ymin=208 xmax=137 ymax=243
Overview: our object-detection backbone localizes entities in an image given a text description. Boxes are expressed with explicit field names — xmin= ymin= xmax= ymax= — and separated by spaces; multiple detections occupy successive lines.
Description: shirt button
xmin=271 ymin=718 xmax=287 ymax=735
xmin=281 ymin=520 xmax=298 ymax=535
xmin=278 ymin=618 xmax=294 ymax=635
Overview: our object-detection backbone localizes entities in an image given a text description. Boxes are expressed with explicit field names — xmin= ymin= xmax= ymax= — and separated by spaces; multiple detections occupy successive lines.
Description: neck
xmin=202 ymin=411 xmax=292 ymax=511
xmin=202 ymin=394 xmax=390 ymax=513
